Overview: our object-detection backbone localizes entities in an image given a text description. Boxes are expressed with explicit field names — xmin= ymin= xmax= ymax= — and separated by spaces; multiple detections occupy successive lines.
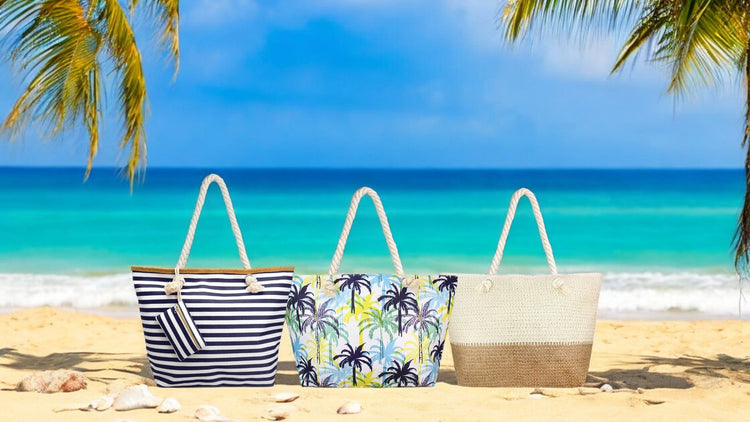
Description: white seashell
xmin=157 ymin=397 xmax=181 ymax=413
xmin=80 ymin=393 xmax=115 ymax=411
xmin=268 ymin=392 xmax=299 ymax=403
xmin=264 ymin=404 xmax=297 ymax=420
xmin=337 ymin=401 xmax=362 ymax=414
xmin=600 ymin=383 xmax=614 ymax=393
xmin=195 ymin=405 xmax=226 ymax=422
xmin=113 ymin=384 xmax=162 ymax=411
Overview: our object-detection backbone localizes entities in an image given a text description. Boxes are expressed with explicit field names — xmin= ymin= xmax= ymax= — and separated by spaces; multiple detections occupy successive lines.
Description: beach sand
xmin=1 ymin=307 xmax=748 ymax=421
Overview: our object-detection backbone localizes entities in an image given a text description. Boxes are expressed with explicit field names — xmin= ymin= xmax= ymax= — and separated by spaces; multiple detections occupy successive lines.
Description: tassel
xmin=245 ymin=274 xmax=265 ymax=293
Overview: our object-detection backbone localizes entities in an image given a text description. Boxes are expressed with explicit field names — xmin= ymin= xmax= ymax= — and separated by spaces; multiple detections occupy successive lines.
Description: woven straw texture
xmin=451 ymin=343 xmax=593 ymax=387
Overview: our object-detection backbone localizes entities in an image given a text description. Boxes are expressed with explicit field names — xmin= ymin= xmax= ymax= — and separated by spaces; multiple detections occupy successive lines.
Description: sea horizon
xmin=0 ymin=167 xmax=746 ymax=318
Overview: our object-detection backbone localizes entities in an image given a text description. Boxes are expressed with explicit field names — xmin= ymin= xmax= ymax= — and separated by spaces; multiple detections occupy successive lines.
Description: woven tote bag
xmin=449 ymin=188 xmax=601 ymax=387
xmin=287 ymin=187 xmax=454 ymax=388
xmin=132 ymin=174 xmax=294 ymax=387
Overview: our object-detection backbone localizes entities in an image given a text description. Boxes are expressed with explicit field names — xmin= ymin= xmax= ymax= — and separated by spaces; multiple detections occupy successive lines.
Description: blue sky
xmin=0 ymin=0 xmax=745 ymax=169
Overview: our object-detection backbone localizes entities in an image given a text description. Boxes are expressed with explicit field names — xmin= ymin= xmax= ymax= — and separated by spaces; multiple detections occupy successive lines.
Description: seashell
xmin=80 ymin=393 xmax=115 ymax=411
xmin=268 ymin=392 xmax=299 ymax=403
xmin=337 ymin=401 xmax=362 ymax=414
xmin=157 ymin=397 xmax=181 ymax=413
xmin=195 ymin=405 xmax=225 ymax=422
xmin=17 ymin=369 xmax=87 ymax=393
xmin=600 ymin=383 xmax=614 ymax=393
xmin=113 ymin=384 xmax=162 ymax=411
xmin=264 ymin=404 xmax=297 ymax=420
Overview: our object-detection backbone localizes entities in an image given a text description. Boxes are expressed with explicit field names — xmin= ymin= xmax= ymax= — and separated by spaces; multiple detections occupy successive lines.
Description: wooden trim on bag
xmin=131 ymin=266 xmax=294 ymax=274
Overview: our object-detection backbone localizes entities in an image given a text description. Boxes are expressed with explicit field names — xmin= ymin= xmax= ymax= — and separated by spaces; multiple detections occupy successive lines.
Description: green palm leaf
xmin=502 ymin=0 xmax=750 ymax=273
xmin=0 ymin=0 xmax=180 ymax=185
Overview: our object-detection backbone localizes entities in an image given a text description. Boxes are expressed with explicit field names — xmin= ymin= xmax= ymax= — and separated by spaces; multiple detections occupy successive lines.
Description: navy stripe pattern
xmin=133 ymin=269 xmax=293 ymax=387
xmin=155 ymin=300 xmax=206 ymax=361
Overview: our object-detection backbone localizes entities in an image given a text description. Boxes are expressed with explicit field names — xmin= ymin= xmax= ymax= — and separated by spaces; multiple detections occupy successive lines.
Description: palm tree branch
xmin=99 ymin=0 xmax=147 ymax=184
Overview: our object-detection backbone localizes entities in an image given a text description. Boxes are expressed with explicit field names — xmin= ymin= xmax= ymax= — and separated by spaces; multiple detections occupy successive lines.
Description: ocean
xmin=0 ymin=167 xmax=745 ymax=318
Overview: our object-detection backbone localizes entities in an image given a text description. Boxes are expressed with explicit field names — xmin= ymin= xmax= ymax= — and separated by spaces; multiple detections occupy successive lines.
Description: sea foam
xmin=0 ymin=271 xmax=746 ymax=318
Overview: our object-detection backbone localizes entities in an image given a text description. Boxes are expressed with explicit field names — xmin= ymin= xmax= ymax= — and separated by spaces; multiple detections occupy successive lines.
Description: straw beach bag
xmin=132 ymin=174 xmax=293 ymax=387
xmin=287 ymin=187 xmax=454 ymax=388
xmin=449 ymin=188 xmax=602 ymax=387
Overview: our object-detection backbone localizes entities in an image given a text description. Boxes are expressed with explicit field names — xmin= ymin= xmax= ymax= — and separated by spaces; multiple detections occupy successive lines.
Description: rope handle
xmin=488 ymin=188 xmax=557 ymax=275
xmin=175 ymin=174 xmax=251 ymax=270
xmin=166 ymin=174 xmax=263 ymax=298
xmin=328 ymin=187 xmax=404 ymax=275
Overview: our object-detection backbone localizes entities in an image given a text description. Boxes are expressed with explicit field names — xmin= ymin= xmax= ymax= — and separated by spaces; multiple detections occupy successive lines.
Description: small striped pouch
xmin=155 ymin=301 xmax=207 ymax=361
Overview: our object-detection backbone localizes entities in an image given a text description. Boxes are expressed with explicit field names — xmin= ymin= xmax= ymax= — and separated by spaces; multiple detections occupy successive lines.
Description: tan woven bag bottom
xmin=451 ymin=343 xmax=593 ymax=387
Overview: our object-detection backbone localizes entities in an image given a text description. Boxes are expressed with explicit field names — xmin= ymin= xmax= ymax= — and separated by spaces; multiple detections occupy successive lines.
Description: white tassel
xmin=165 ymin=274 xmax=185 ymax=295
xmin=245 ymin=274 xmax=265 ymax=293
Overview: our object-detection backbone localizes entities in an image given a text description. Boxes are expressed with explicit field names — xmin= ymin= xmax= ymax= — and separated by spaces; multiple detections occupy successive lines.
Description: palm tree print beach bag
xmin=287 ymin=187 xmax=454 ymax=388
xmin=449 ymin=188 xmax=601 ymax=387
xmin=132 ymin=174 xmax=293 ymax=387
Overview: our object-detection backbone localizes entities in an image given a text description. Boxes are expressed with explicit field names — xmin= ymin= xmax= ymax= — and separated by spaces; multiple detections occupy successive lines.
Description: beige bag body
xmin=449 ymin=188 xmax=602 ymax=387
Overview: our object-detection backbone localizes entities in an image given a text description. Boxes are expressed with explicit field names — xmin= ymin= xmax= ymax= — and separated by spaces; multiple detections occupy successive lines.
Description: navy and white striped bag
xmin=132 ymin=174 xmax=294 ymax=387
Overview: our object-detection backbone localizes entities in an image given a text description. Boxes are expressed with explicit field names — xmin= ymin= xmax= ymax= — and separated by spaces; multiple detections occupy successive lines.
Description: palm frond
xmin=503 ymin=0 xmax=643 ymax=42
xmin=137 ymin=0 xmax=179 ymax=75
xmin=1 ymin=0 xmax=103 ymax=172
xmin=99 ymin=0 xmax=147 ymax=183
xmin=1 ymin=0 xmax=179 ymax=185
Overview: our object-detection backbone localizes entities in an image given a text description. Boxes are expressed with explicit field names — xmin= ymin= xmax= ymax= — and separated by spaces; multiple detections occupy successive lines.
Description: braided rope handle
xmin=175 ymin=174 xmax=251 ymax=270
xmin=328 ymin=187 xmax=404 ymax=275
xmin=488 ymin=188 xmax=557 ymax=275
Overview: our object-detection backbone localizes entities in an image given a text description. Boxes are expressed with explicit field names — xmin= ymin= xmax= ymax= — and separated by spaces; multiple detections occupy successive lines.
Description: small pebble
xmin=600 ymin=383 xmax=614 ymax=393
xmin=337 ymin=401 xmax=362 ymax=414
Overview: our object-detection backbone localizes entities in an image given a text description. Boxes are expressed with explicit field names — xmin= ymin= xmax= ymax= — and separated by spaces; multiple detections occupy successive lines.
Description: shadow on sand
xmin=0 ymin=347 xmax=152 ymax=387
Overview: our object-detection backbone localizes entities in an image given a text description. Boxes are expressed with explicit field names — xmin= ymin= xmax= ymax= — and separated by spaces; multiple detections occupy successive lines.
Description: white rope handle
xmin=328 ymin=187 xmax=404 ymax=275
xmin=176 ymin=174 xmax=251 ymax=270
xmin=488 ymin=188 xmax=557 ymax=275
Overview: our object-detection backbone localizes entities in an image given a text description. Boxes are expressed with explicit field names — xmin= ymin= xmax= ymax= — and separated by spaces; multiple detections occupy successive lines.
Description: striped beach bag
xmin=132 ymin=174 xmax=293 ymax=387
xmin=449 ymin=188 xmax=601 ymax=387
xmin=287 ymin=187 xmax=454 ymax=388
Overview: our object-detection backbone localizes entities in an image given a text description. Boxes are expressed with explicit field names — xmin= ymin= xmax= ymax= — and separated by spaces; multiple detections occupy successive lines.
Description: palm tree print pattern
xmin=286 ymin=273 xmax=455 ymax=387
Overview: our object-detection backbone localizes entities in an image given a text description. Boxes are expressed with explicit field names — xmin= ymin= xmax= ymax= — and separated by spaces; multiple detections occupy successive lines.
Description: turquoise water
xmin=0 ymin=167 xmax=745 ymax=316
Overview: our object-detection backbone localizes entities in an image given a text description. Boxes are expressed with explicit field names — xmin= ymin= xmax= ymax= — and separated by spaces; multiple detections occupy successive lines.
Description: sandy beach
xmin=0 ymin=307 xmax=747 ymax=421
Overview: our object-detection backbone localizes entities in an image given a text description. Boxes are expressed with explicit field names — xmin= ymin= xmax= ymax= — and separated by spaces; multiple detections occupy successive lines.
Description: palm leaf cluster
xmin=502 ymin=0 xmax=750 ymax=273
xmin=0 ymin=0 xmax=179 ymax=183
